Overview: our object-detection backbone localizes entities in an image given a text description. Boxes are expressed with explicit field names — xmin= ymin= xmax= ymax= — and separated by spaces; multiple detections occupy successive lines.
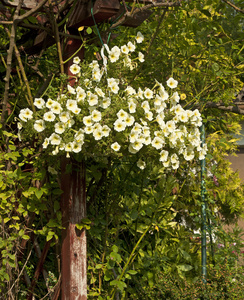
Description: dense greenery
xmin=0 ymin=0 xmax=244 ymax=298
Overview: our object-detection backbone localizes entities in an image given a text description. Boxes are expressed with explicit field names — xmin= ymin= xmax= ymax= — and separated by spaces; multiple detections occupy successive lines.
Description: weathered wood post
xmin=61 ymin=158 xmax=87 ymax=300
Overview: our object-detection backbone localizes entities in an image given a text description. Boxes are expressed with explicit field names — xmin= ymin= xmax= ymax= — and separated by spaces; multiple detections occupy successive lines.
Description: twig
xmin=222 ymin=0 xmax=244 ymax=14
xmin=1 ymin=0 xmax=23 ymax=125
xmin=130 ymin=9 xmax=168 ymax=83
xmin=111 ymin=0 xmax=181 ymax=28
xmin=7 ymin=241 xmax=34 ymax=295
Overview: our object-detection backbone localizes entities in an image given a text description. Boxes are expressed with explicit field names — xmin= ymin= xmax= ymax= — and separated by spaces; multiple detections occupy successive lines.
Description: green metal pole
xmin=201 ymin=124 xmax=207 ymax=283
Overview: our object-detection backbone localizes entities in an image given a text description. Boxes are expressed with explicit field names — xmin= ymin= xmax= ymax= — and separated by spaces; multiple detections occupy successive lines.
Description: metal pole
xmin=201 ymin=124 xmax=207 ymax=283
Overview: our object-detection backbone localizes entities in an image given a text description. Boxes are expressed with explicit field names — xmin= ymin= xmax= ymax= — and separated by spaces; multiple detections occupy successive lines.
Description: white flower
xmin=114 ymin=119 xmax=126 ymax=132
xmin=179 ymin=111 xmax=189 ymax=123
xmin=151 ymin=137 xmax=164 ymax=149
xmin=100 ymin=97 xmax=111 ymax=109
xmin=49 ymin=133 xmax=62 ymax=145
xmin=42 ymin=138 xmax=49 ymax=149
xmin=159 ymin=150 xmax=169 ymax=162
xmin=144 ymin=88 xmax=153 ymax=99
xmin=111 ymin=46 xmax=120 ymax=56
xmin=67 ymin=84 xmax=76 ymax=94
xmin=141 ymin=101 xmax=150 ymax=112
xmin=93 ymin=128 xmax=103 ymax=140
xmin=59 ymin=111 xmax=70 ymax=123
xmin=70 ymin=64 xmax=81 ymax=75
xmin=89 ymin=60 xmax=99 ymax=69
xmin=117 ymin=109 xmax=127 ymax=120
xmin=171 ymin=153 xmax=179 ymax=164
xmin=34 ymin=120 xmax=45 ymax=132
xmin=54 ymin=122 xmax=65 ymax=134
xmin=110 ymin=83 xmax=119 ymax=94
xmin=127 ymin=41 xmax=136 ymax=52
xmin=111 ymin=142 xmax=120 ymax=152
xmin=163 ymin=160 xmax=170 ymax=168
xmin=107 ymin=78 xmax=118 ymax=87
xmin=129 ymin=130 xmax=139 ymax=143
xmin=109 ymin=51 xmax=120 ymax=63
xmin=77 ymin=90 xmax=86 ymax=102
xmin=84 ymin=126 xmax=93 ymax=134
xmin=95 ymin=87 xmax=105 ymax=98
xmin=46 ymin=98 xmax=54 ymax=108
xmin=66 ymin=99 xmax=78 ymax=111
xmin=92 ymin=67 xmax=102 ymax=82
xmin=34 ymin=98 xmax=45 ymax=109
xmin=51 ymin=101 xmax=62 ymax=114
xmin=145 ymin=111 xmax=153 ymax=121
xmin=138 ymin=52 xmax=145 ymax=62
xmin=73 ymin=107 xmax=81 ymax=114
xmin=135 ymin=32 xmax=144 ymax=43
xmin=102 ymin=125 xmax=111 ymax=137
xmin=166 ymin=120 xmax=176 ymax=133
xmin=43 ymin=111 xmax=55 ymax=122
xmin=128 ymin=101 xmax=137 ymax=113
xmin=166 ymin=77 xmax=178 ymax=89
xmin=137 ymin=159 xmax=146 ymax=170
xmin=137 ymin=87 xmax=144 ymax=99
xmin=131 ymin=140 xmax=143 ymax=151
xmin=125 ymin=86 xmax=136 ymax=96
xmin=17 ymin=122 xmax=22 ymax=130
xmin=121 ymin=45 xmax=129 ymax=54
xmin=88 ymin=93 xmax=99 ymax=106
xmin=171 ymin=92 xmax=180 ymax=104
xmin=19 ymin=108 xmax=33 ymax=122
xmin=72 ymin=142 xmax=82 ymax=153
xmin=159 ymin=90 xmax=169 ymax=101
xmin=83 ymin=116 xmax=93 ymax=126
xmin=67 ymin=118 xmax=75 ymax=128
xmin=133 ymin=122 xmax=142 ymax=132
xmin=73 ymin=56 xmax=81 ymax=64
xmin=125 ymin=115 xmax=135 ymax=126
xmin=91 ymin=109 xmax=102 ymax=122
xmin=65 ymin=142 xmax=73 ymax=152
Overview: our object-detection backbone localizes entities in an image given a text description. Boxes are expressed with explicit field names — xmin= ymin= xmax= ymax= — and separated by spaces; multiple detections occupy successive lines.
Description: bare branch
xmin=1 ymin=0 xmax=23 ymax=125
xmin=222 ymin=0 xmax=244 ymax=14
xmin=111 ymin=0 xmax=181 ymax=28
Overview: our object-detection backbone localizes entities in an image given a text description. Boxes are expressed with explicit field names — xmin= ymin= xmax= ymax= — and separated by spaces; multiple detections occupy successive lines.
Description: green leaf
xmin=177 ymin=264 xmax=193 ymax=272
xmin=35 ymin=189 xmax=43 ymax=199
xmin=86 ymin=27 xmax=92 ymax=34
xmin=110 ymin=280 xmax=127 ymax=291
xmin=127 ymin=270 xmax=137 ymax=275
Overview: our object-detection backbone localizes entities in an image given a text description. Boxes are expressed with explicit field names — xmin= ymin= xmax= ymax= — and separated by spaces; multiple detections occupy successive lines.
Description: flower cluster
xmin=18 ymin=32 xmax=207 ymax=170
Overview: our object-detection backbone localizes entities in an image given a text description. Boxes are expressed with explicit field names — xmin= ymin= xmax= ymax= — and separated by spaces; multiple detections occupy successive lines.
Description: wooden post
xmin=60 ymin=158 xmax=87 ymax=300
xmin=61 ymin=33 xmax=86 ymax=299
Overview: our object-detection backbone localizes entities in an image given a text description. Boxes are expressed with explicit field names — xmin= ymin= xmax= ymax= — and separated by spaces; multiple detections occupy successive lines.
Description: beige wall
xmin=228 ymin=149 xmax=244 ymax=181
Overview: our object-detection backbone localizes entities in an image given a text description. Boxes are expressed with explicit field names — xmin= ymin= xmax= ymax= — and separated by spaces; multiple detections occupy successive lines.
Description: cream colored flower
xmin=135 ymin=32 xmax=144 ymax=43
xmin=111 ymin=142 xmax=120 ymax=151
xmin=114 ymin=119 xmax=126 ymax=132
xmin=34 ymin=98 xmax=45 ymax=109
xmin=73 ymin=56 xmax=81 ymax=64
xmin=34 ymin=120 xmax=45 ymax=132
xmin=166 ymin=77 xmax=178 ymax=89
xmin=70 ymin=64 xmax=81 ymax=75
xmin=43 ymin=111 xmax=55 ymax=122
xmin=59 ymin=111 xmax=70 ymax=123
xmin=91 ymin=109 xmax=102 ymax=122
xmin=51 ymin=101 xmax=62 ymax=114
xmin=88 ymin=93 xmax=98 ymax=106
xmin=54 ymin=122 xmax=65 ymax=134
xmin=138 ymin=52 xmax=145 ymax=62
xmin=137 ymin=159 xmax=146 ymax=169
xmin=49 ymin=133 xmax=61 ymax=145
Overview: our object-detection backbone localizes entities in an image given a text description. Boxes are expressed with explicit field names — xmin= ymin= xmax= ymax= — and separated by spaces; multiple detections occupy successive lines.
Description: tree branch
xmin=111 ymin=0 xmax=181 ymax=28
xmin=222 ymin=0 xmax=244 ymax=14
xmin=1 ymin=0 xmax=23 ymax=125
